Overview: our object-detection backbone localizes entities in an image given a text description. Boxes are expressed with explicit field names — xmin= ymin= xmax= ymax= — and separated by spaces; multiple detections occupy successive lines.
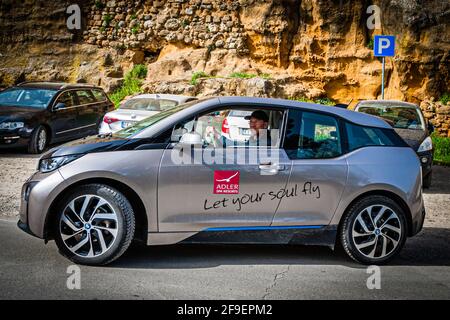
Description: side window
xmin=171 ymin=108 xmax=283 ymax=148
xmin=55 ymin=91 xmax=76 ymax=108
xmin=91 ymin=90 xmax=107 ymax=102
xmin=345 ymin=122 xmax=396 ymax=150
xmin=284 ymin=110 xmax=342 ymax=159
xmin=159 ymin=99 xmax=178 ymax=111
xmin=76 ymin=90 xmax=96 ymax=105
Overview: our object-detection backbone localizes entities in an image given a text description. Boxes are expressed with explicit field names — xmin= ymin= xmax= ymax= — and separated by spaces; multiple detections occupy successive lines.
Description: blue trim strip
xmin=205 ymin=225 xmax=325 ymax=232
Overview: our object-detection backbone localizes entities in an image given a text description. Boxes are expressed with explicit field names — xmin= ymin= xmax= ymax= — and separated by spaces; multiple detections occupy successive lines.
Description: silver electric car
xmin=18 ymin=97 xmax=425 ymax=265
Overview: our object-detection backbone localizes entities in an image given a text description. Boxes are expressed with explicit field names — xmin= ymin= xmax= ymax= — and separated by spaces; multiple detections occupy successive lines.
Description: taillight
xmin=222 ymin=118 xmax=230 ymax=134
xmin=103 ymin=116 xmax=119 ymax=124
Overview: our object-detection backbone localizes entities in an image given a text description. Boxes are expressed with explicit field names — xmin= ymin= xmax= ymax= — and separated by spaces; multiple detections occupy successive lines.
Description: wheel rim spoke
xmin=61 ymin=214 xmax=81 ymax=232
xmin=60 ymin=194 xmax=118 ymax=258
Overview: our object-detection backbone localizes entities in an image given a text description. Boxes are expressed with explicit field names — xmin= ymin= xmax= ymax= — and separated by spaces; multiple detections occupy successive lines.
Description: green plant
xmin=289 ymin=96 xmax=335 ymax=105
xmin=315 ymin=97 xmax=335 ymax=106
xmin=110 ymin=64 xmax=148 ymax=107
xmin=131 ymin=26 xmax=139 ymax=34
xmin=289 ymin=96 xmax=314 ymax=103
xmin=181 ymin=19 xmax=190 ymax=27
xmin=259 ymin=73 xmax=271 ymax=79
xmin=103 ymin=14 xmax=113 ymax=26
xmin=367 ymin=38 xmax=374 ymax=50
xmin=229 ymin=72 xmax=256 ymax=79
xmin=130 ymin=13 xmax=138 ymax=20
xmin=440 ymin=92 xmax=450 ymax=105
xmin=431 ymin=133 xmax=450 ymax=166
xmin=190 ymin=71 xmax=209 ymax=85
xmin=95 ymin=1 xmax=105 ymax=9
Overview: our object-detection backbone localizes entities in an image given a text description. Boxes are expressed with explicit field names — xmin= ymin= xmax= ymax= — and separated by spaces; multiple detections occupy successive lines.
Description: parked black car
xmin=0 ymin=82 xmax=114 ymax=153
xmin=354 ymin=100 xmax=434 ymax=188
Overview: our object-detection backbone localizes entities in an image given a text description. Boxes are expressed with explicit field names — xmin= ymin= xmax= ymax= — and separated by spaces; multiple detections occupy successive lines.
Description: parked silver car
xmin=99 ymin=94 xmax=197 ymax=134
xmin=18 ymin=97 xmax=425 ymax=265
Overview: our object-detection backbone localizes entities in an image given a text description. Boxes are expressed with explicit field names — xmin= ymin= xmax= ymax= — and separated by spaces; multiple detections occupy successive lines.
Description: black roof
xmin=15 ymin=81 xmax=102 ymax=91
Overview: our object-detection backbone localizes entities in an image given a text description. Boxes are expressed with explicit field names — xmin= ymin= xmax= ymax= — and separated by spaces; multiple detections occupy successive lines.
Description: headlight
xmin=0 ymin=122 xmax=24 ymax=129
xmin=38 ymin=154 xmax=84 ymax=173
xmin=418 ymin=136 xmax=433 ymax=152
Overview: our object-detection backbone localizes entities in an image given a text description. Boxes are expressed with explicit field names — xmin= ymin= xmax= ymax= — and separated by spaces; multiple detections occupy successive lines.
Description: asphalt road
xmin=0 ymin=217 xmax=449 ymax=300
xmin=0 ymin=150 xmax=449 ymax=300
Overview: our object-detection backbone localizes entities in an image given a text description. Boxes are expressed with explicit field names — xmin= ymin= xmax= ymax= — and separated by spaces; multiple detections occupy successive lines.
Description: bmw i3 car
xmin=18 ymin=97 xmax=425 ymax=265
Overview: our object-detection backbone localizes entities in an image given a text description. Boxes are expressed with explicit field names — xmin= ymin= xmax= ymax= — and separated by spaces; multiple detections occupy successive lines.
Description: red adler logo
xmin=213 ymin=171 xmax=240 ymax=194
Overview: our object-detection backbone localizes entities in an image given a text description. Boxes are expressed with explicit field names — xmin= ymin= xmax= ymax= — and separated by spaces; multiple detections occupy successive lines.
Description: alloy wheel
xmin=59 ymin=195 xmax=119 ymax=258
xmin=37 ymin=129 xmax=46 ymax=152
xmin=351 ymin=205 xmax=402 ymax=259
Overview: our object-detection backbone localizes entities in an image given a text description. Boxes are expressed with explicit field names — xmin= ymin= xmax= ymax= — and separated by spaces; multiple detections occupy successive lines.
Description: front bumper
xmin=0 ymin=127 xmax=33 ymax=148
xmin=417 ymin=150 xmax=433 ymax=177
xmin=18 ymin=170 xmax=67 ymax=239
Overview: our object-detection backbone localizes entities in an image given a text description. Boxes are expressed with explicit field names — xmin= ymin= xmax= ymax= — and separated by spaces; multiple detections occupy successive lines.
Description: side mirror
xmin=53 ymin=102 xmax=66 ymax=111
xmin=427 ymin=122 xmax=434 ymax=133
xmin=179 ymin=132 xmax=203 ymax=146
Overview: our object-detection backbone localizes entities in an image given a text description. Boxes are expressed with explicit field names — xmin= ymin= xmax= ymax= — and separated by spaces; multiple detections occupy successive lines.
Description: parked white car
xmin=99 ymin=94 xmax=197 ymax=134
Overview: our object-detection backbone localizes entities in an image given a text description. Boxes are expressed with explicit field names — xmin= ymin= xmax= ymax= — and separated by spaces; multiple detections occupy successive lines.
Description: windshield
xmin=0 ymin=88 xmax=57 ymax=108
xmin=120 ymin=98 xmax=178 ymax=111
xmin=358 ymin=105 xmax=424 ymax=130
xmin=114 ymin=99 xmax=201 ymax=138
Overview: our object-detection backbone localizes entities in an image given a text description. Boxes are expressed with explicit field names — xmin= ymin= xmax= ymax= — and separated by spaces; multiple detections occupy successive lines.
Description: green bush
xmin=110 ymin=64 xmax=148 ymax=107
xmin=229 ymin=72 xmax=256 ymax=79
xmin=440 ymin=92 xmax=450 ymax=105
xmin=289 ymin=96 xmax=335 ymax=106
xmin=95 ymin=1 xmax=105 ymax=9
xmin=190 ymin=71 xmax=209 ymax=85
xmin=103 ymin=14 xmax=113 ymax=26
xmin=431 ymin=133 xmax=450 ymax=166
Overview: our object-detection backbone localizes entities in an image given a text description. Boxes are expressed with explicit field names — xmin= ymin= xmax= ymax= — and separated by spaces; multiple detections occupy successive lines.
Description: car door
xmin=273 ymin=109 xmax=348 ymax=227
xmin=157 ymin=106 xmax=292 ymax=232
xmin=74 ymin=89 xmax=100 ymax=136
xmin=50 ymin=90 xmax=79 ymax=141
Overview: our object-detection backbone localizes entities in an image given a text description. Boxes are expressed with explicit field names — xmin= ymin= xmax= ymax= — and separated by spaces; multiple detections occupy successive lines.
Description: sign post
xmin=374 ymin=35 xmax=395 ymax=99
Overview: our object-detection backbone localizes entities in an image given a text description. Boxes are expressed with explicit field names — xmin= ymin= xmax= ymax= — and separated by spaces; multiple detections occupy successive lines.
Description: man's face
xmin=249 ymin=117 xmax=268 ymax=136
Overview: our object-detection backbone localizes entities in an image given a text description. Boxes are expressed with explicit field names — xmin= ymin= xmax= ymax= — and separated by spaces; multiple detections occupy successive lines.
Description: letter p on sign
xmin=374 ymin=35 xmax=396 ymax=57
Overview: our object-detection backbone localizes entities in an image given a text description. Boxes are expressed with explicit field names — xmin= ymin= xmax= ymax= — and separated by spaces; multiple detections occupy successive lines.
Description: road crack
xmin=262 ymin=265 xmax=290 ymax=300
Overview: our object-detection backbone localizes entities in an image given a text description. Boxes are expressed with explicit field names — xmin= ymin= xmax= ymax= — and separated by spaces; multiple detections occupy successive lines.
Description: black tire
xmin=423 ymin=172 xmax=432 ymax=189
xmin=27 ymin=125 xmax=47 ymax=154
xmin=340 ymin=195 xmax=407 ymax=265
xmin=53 ymin=184 xmax=135 ymax=266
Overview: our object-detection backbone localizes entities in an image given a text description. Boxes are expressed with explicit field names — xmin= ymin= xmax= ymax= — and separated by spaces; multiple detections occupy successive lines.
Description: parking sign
xmin=374 ymin=35 xmax=396 ymax=57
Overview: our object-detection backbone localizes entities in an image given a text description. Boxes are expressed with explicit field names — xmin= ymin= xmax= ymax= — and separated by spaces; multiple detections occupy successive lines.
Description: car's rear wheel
xmin=53 ymin=184 xmax=135 ymax=266
xmin=28 ymin=125 xmax=47 ymax=154
xmin=340 ymin=195 xmax=407 ymax=264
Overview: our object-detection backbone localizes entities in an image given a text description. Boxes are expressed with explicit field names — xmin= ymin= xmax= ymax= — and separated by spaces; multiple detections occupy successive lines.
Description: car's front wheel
xmin=340 ymin=195 xmax=407 ymax=264
xmin=53 ymin=184 xmax=135 ymax=266
xmin=28 ymin=125 xmax=47 ymax=154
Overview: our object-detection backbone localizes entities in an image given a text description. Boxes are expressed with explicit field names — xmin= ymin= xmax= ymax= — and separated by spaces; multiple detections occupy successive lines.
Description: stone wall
xmin=0 ymin=0 xmax=449 ymax=136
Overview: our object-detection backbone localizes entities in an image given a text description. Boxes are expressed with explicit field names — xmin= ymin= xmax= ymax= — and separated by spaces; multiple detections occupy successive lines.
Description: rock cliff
xmin=0 ymin=0 xmax=449 ymax=133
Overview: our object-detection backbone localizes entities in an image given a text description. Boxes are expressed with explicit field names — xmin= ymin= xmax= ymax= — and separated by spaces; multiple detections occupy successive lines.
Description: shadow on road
xmin=109 ymin=227 xmax=450 ymax=270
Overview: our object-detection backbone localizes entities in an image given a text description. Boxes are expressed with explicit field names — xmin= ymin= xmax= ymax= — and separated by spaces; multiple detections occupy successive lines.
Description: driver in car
xmin=205 ymin=110 xmax=272 ymax=147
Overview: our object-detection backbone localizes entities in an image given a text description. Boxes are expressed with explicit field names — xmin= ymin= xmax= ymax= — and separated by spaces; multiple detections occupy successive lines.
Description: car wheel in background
xmin=53 ymin=184 xmax=135 ymax=266
xmin=340 ymin=195 xmax=407 ymax=265
xmin=28 ymin=125 xmax=47 ymax=154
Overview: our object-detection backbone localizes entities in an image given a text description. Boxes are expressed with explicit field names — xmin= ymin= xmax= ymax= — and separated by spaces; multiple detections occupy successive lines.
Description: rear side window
xmin=345 ymin=122 xmax=406 ymax=151
xmin=284 ymin=110 xmax=342 ymax=159
xmin=76 ymin=90 xmax=96 ymax=105
xmin=92 ymin=90 xmax=107 ymax=102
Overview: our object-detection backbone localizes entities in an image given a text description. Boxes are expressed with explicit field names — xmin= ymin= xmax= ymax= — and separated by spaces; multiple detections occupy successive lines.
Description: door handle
xmin=259 ymin=162 xmax=287 ymax=174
